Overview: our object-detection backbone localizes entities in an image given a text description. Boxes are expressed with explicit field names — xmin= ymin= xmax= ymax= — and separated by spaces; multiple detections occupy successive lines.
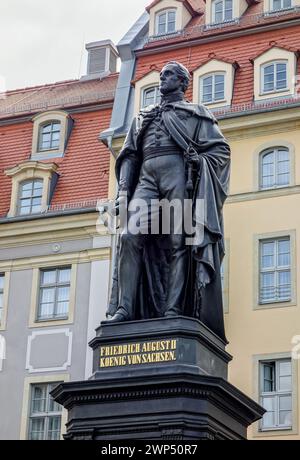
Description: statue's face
xmin=159 ymin=64 xmax=183 ymax=95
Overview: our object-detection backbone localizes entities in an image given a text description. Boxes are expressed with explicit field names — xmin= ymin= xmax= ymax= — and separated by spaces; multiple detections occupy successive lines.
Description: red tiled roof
xmin=135 ymin=22 xmax=300 ymax=107
xmin=249 ymin=43 xmax=300 ymax=61
xmin=190 ymin=54 xmax=240 ymax=71
xmin=0 ymin=74 xmax=118 ymax=120
xmin=0 ymin=76 xmax=118 ymax=217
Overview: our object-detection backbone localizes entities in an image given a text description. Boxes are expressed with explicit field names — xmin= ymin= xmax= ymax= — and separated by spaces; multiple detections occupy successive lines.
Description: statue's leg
xmin=108 ymin=160 xmax=160 ymax=323
xmin=156 ymin=154 xmax=188 ymax=317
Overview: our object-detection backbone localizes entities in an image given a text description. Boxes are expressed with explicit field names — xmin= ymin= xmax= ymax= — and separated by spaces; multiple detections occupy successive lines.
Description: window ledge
xmin=31 ymin=151 xmax=64 ymax=161
xmin=254 ymin=300 xmax=296 ymax=310
xmin=259 ymin=88 xmax=290 ymax=97
xmin=149 ymin=30 xmax=182 ymax=42
xmin=29 ymin=318 xmax=73 ymax=329
xmin=263 ymin=7 xmax=297 ymax=17
xmin=204 ymin=18 xmax=239 ymax=30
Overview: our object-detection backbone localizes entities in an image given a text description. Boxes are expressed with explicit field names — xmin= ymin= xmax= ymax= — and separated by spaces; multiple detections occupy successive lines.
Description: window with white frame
xmin=155 ymin=9 xmax=176 ymax=35
xmin=259 ymin=238 xmax=291 ymax=304
xmin=28 ymin=382 xmax=63 ymax=440
xmin=261 ymin=61 xmax=288 ymax=94
xmin=37 ymin=267 xmax=71 ymax=321
xmin=200 ymin=73 xmax=225 ymax=104
xmin=0 ymin=274 xmax=4 ymax=325
xmin=270 ymin=0 xmax=292 ymax=11
xmin=38 ymin=121 xmax=61 ymax=152
xmin=142 ymin=86 xmax=161 ymax=108
xmin=260 ymin=147 xmax=290 ymax=190
xmin=17 ymin=179 xmax=43 ymax=215
xmin=212 ymin=0 xmax=233 ymax=23
xmin=260 ymin=359 xmax=292 ymax=431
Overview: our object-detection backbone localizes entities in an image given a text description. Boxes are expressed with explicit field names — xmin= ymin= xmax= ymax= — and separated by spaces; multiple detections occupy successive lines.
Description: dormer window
xmin=200 ymin=73 xmax=225 ymax=104
xmin=38 ymin=121 xmax=61 ymax=152
xmin=193 ymin=58 xmax=236 ymax=108
xmin=5 ymin=161 xmax=59 ymax=218
xmin=271 ymin=0 xmax=292 ymax=11
xmin=212 ymin=0 xmax=233 ymax=23
xmin=142 ymin=86 xmax=161 ymax=108
xmin=31 ymin=111 xmax=73 ymax=160
xmin=18 ymin=179 xmax=43 ymax=215
xmin=252 ymin=46 xmax=296 ymax=101
xmin=156 ymin=9 xmax=176 ymax=35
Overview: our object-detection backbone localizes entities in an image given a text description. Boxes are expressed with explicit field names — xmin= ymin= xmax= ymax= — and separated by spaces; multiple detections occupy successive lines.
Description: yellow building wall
xmin=222 ymin=109 xmax=300 ymax=439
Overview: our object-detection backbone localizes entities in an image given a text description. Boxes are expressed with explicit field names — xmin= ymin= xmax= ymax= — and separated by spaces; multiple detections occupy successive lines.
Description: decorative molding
xmin=0 ymin=212 xmax=107 ymax=249
xmin=0 ymin=248 xmax=110 ymax=272
xmin=25 ymin=328 xmax=73 ymax=373
xmin=253 ymin=229 xmax=297 ymax=311
xmin=19 ymin=373 xmax=70 ymax=440
xmin=226 ymin=185 xmax=300 ymax=204
xmin=0 ymin=271 xmax=10 ymax=331
xmin=28 ymin=264 xmax=77 ymax=329
xmin=4 ymin=161 xmax=59 ymax=218
xmin=252 ymin=352 xmax=299 ymax=438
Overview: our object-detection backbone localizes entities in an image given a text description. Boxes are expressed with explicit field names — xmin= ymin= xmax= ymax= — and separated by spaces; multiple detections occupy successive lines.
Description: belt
xmin=143 ymin=147 xmax=182 ymax=161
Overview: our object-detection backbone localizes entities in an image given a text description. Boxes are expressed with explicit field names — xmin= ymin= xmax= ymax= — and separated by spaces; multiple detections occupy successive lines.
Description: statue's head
xmin=159 ymin=61 xmax=191 ymax=95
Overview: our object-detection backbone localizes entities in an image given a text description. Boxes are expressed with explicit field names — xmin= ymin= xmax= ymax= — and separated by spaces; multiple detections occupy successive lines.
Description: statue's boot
xmin=105 ymin=307 xmax=131 ymax=323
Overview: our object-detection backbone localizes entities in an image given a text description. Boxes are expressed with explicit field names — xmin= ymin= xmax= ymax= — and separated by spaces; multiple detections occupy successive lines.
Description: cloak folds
xmin=107 ymin=101 xmax=231 ymax=342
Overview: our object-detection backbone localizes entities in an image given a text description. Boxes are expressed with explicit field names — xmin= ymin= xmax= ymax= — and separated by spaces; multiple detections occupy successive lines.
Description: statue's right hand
xmin=114 ymin=190 xmax=129 ymax=217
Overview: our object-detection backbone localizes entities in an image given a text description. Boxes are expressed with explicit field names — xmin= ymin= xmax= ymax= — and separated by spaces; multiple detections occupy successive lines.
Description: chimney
xmin=82 ymin=40 xmax=119 ymax=80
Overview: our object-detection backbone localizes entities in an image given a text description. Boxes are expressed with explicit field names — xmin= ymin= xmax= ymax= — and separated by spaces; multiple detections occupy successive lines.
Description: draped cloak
xmin=107 ymin=100 xmax=231 ymax=342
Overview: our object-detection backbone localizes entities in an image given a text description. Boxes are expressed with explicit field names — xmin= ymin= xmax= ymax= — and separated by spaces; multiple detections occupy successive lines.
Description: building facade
xmin=101 ymin=0 xmax=300 ymax=440
xmin=0 ymin=41 xmax=118 ymax=440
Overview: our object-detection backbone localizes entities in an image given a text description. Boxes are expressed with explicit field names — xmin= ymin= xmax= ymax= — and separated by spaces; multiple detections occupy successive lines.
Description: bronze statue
xmin=106 ymin=61 xmax=231 ymax=342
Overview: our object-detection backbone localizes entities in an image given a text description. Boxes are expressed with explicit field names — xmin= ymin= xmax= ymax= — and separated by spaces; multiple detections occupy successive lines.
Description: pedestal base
xmin=52 ymin=317 xmax=264 ymax=440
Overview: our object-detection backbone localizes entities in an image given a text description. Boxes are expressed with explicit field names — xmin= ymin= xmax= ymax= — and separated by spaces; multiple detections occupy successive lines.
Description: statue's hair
xmin=164 ymin=61 xmax=191 ymax=93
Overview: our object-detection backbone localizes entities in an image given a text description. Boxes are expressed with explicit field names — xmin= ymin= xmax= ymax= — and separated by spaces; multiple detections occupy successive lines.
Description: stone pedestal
xmin=52 ymin=317 xmax=265 ymax=440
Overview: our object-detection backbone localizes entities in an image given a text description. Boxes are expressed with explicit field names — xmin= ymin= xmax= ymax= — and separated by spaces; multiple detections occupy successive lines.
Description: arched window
xmin=38 ymin=121 xmax=61 ymax=152
xmin=155 ymin=9 xmax=176 ymax=35
xmin=18 ymin=179 xmax=43 ymax=215
xmin=200 ymin=73 xmax=225 ymax=104
xmin=142 ymin=86 xmax=161 ymax=108
xmin=261 ymin=61 xmax=288 ymax=94
xmin=260 ymin=147 xmax=290 ymax=190
xmin=212 ymin=0 xmax=233 ymax=23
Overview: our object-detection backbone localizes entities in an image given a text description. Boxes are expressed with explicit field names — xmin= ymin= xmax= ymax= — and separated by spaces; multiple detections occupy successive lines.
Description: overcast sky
xmin=0 ymin=0 xmax=150 ymax=91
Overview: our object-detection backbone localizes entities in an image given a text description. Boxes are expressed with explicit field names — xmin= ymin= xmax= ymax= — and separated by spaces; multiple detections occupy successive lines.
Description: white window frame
xmin=17 ymin=179 xmax=44 ymax=216
xmin=199 ymin=72 xmax=226 ymax=104
xmin=212 ymin=0 xmax=233 ymax=24
xmin=259 ymin=237 xmax=291 ymax=305
xmin=261 ymin=60 xmax=288 ymax=95
xmin=155 ymin=9 xmax=177 ymax=36
xmin=259 ymin=359 xmax=293 ymax=431
xmin=28 ymin=382 xmax=63 ymax=440
xmin=270 ymin=0 xmax=292 ymax=11
xmin=141 ymin=85 xmax=161 ymax=109
xmin=38 ymin=120 xmax=61 ymax=152
xmin=37 ymin=267 xmax=72 ymax=322
xmin=260 ymin=147 xmax=290 ymax=190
